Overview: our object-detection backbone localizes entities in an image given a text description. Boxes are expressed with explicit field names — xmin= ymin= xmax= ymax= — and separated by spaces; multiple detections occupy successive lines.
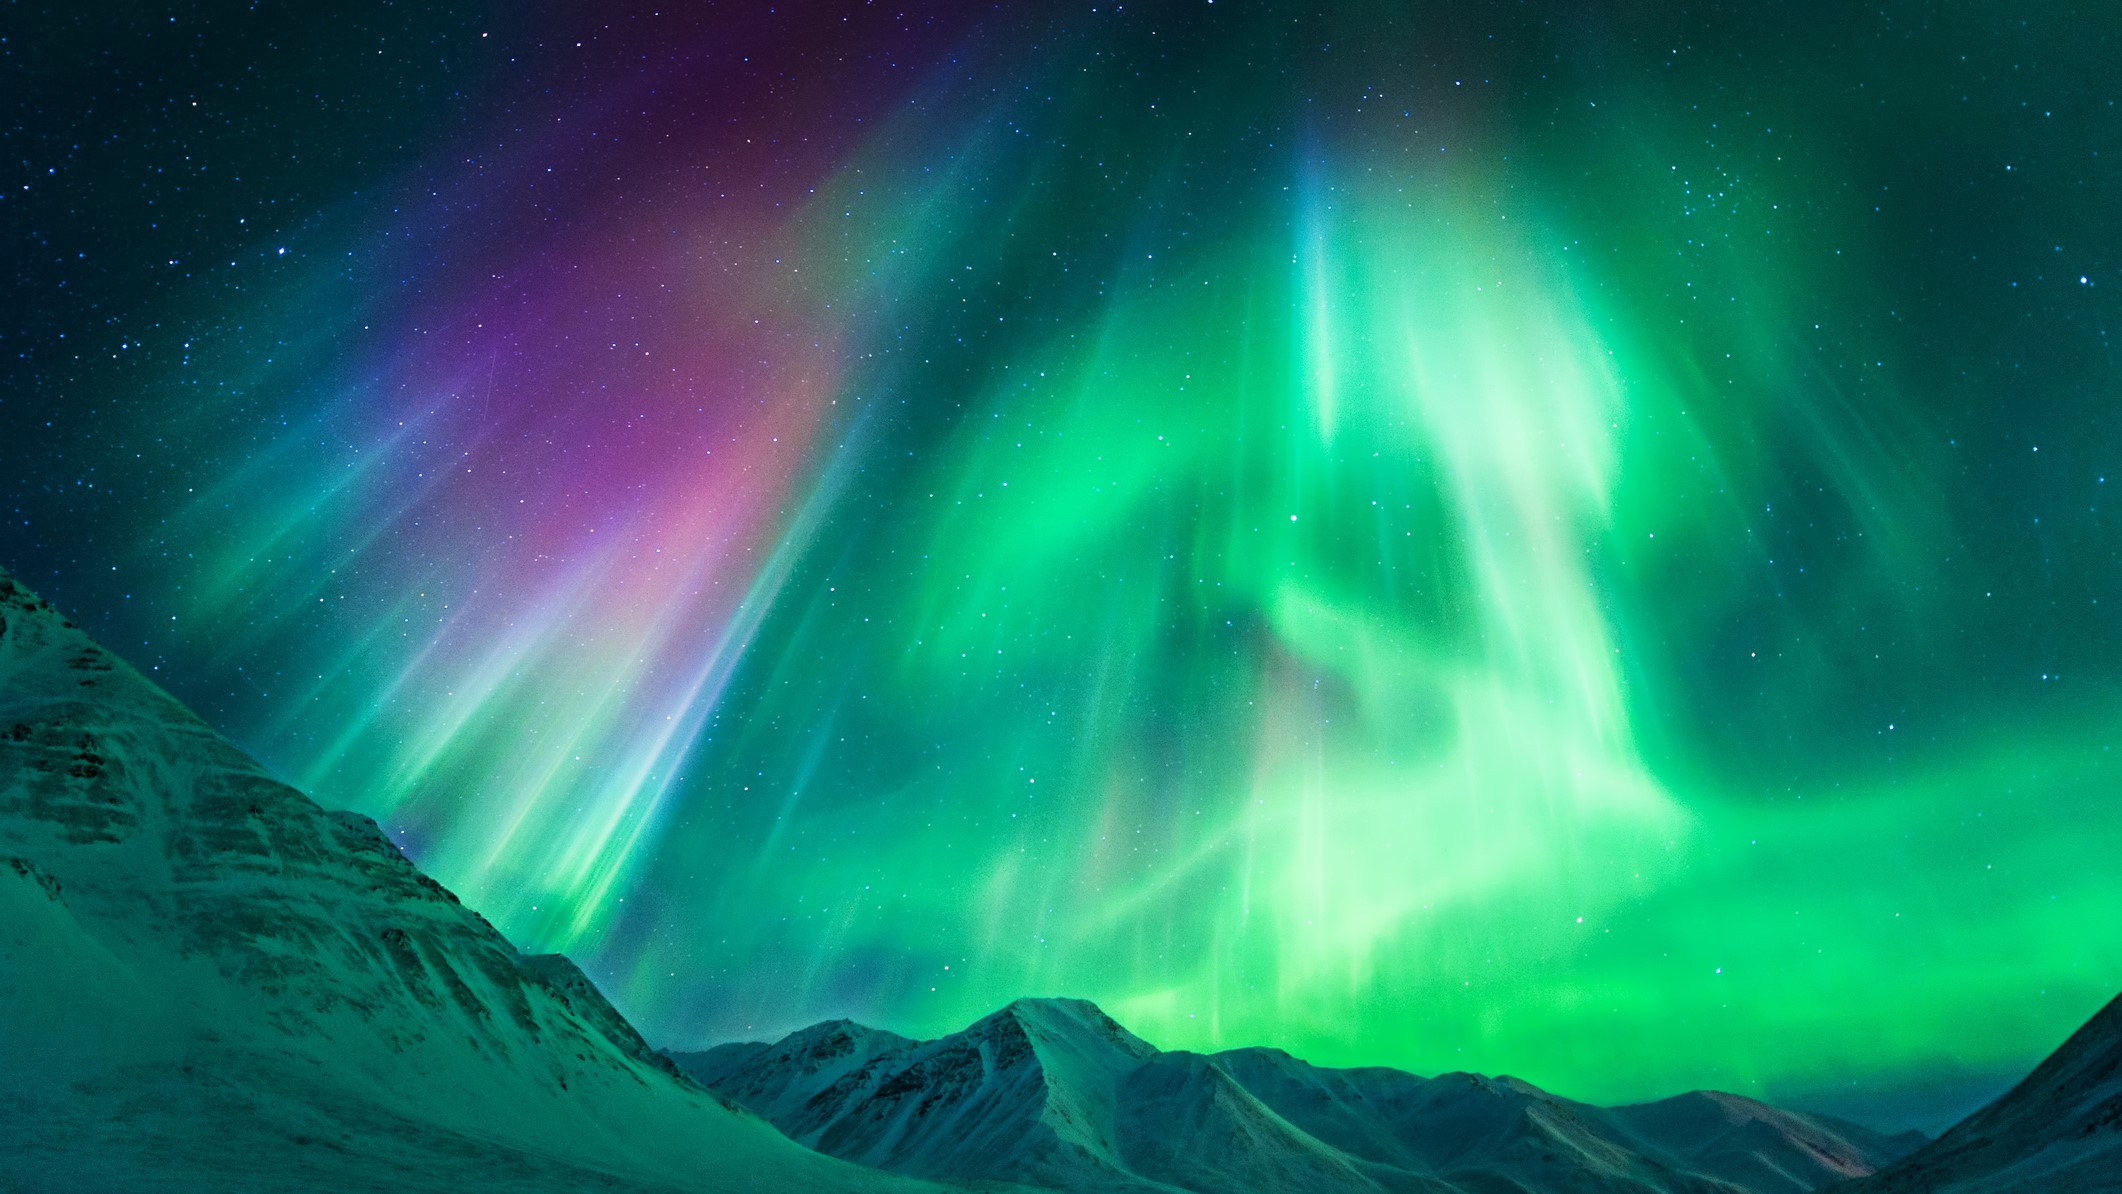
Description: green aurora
xmin=5 ymin=2 xmax=2120 ymax=1131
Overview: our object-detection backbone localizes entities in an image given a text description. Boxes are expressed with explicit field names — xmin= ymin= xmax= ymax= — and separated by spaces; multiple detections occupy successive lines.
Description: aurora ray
xmin=5 ymin=1 xmax=2119 ymax=1134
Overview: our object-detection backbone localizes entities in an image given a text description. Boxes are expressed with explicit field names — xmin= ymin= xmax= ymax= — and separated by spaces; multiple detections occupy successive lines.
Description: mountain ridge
xmin=0 ymin=568 xmax=932 ymax=1193
xmin=671 ymin=995 xmax=1926 ymax=1194
xmin=6 ymin=562 xmax=2106 ymax=1193
xmin=1839 ymin=990 xmax=2122 ymax=1192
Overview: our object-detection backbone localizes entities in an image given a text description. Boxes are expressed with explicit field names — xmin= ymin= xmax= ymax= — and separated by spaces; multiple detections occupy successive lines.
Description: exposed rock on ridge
xmin=674 ymin=997 xmax=1925 ymax=1193
xmin=0 ymin=569 xmax=930 ymax=1193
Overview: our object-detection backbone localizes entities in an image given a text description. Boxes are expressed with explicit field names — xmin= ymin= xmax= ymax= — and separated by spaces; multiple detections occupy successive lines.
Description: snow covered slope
xmin=1843 ymin=991 xmax=2122 ymax=1192
xmin=0 ymin=569 xmax=935 ymax=1194
xmin=676 ymin=1000 xmax=1924 ymax=1193
xmin=677 ymin=997 xmax=1162 ymax=1189
xmin=1606 ymin=1090 xmax=1927 ymax=1193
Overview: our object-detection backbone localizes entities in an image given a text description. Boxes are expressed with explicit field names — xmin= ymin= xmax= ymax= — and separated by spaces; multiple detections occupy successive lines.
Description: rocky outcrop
xmin=676 ymin=995 xmax=1925 ymax=1193
xmin=0 ymin=569 xmax=931 ymax=1194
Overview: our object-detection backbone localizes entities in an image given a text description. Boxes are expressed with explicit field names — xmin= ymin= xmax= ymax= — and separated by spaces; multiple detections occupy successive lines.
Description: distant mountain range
xmin=671 ymin=997 xmax=1924 ymax=1193
xmin=2 ymin=562 xmax=2117 ymax=1192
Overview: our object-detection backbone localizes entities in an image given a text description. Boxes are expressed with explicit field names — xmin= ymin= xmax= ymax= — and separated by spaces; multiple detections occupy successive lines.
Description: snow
xmin=683 ymin=996 xmax=1927 ymax=1193
xmin=1849 ymin=992 xmax=2122 ymax=1193
xmin=0 ymin=570 xmax=933 ymax=1194
xmin=8 ymin=559 xmax=2094 ymax=1194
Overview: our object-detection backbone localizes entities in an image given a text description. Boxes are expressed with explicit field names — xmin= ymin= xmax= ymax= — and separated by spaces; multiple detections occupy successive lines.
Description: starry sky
xmin=6 ymin=1 xmax=2121 ymax=1133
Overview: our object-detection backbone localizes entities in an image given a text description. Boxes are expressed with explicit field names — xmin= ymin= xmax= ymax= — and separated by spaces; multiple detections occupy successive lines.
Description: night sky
xmin=6 ymin=1 xmax=2120 ymax=1134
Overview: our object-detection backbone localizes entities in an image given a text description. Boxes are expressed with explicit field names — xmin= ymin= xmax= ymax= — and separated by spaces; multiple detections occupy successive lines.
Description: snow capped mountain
xmin=0 ymin=570 xmax=933 ymax=1193
xmin=1843 ymin=991 xmax=2122 ymax=1192
xmin=1106 ymin=1048 xmax=1404 ymax=1193
xmin=674 ymin=999 xmax=1925 ymax=1193
xmin=706 ymin=1018 xmax=921 ymax=1136
xmin=20 ymin=557 xmax=2098 ymax=1194
xmin=675 ymin=996 xmax=1163 ymax=1189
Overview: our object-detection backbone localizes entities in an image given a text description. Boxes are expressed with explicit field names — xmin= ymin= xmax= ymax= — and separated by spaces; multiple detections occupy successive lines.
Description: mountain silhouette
xmin=674 ymin=996 xmax=1924 ymax=1193
xmin=0 ymin=569 xmax=933 ymax=1193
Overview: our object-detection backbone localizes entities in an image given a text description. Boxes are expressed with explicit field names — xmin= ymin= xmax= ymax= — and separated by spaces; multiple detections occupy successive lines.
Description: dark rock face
xmin=678 ymin=998 xmax=1159 ymax=1188
xmin=676 ymin=996 xmax=1926 ymax=1194
xmin=1842 ymin=993 xmax=2122 ymax=1193
xmin=0 ymin=569 xmax=926 ymax=1194
xmin=10 ymin=561 xmax=2062 ymax=1194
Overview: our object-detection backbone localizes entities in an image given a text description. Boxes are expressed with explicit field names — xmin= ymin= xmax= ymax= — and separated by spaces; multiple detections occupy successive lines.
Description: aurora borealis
xmin=7 ymin=1 xmax=2121 ymax=1133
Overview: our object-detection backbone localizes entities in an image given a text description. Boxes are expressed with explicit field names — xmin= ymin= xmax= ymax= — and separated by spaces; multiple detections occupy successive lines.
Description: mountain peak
xmin=0 ymin=561 xmax=1974 ymax=1193
xmin=986 ymin=995 xmax=1159 ymax=1060
xmin=0 ymin=566 xmax=926 ymax=1192
xmin=693 ymin=995 xmax=1924 ymax=1193
xmin=999 ymin=994 xmax=1104 ymax=1015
